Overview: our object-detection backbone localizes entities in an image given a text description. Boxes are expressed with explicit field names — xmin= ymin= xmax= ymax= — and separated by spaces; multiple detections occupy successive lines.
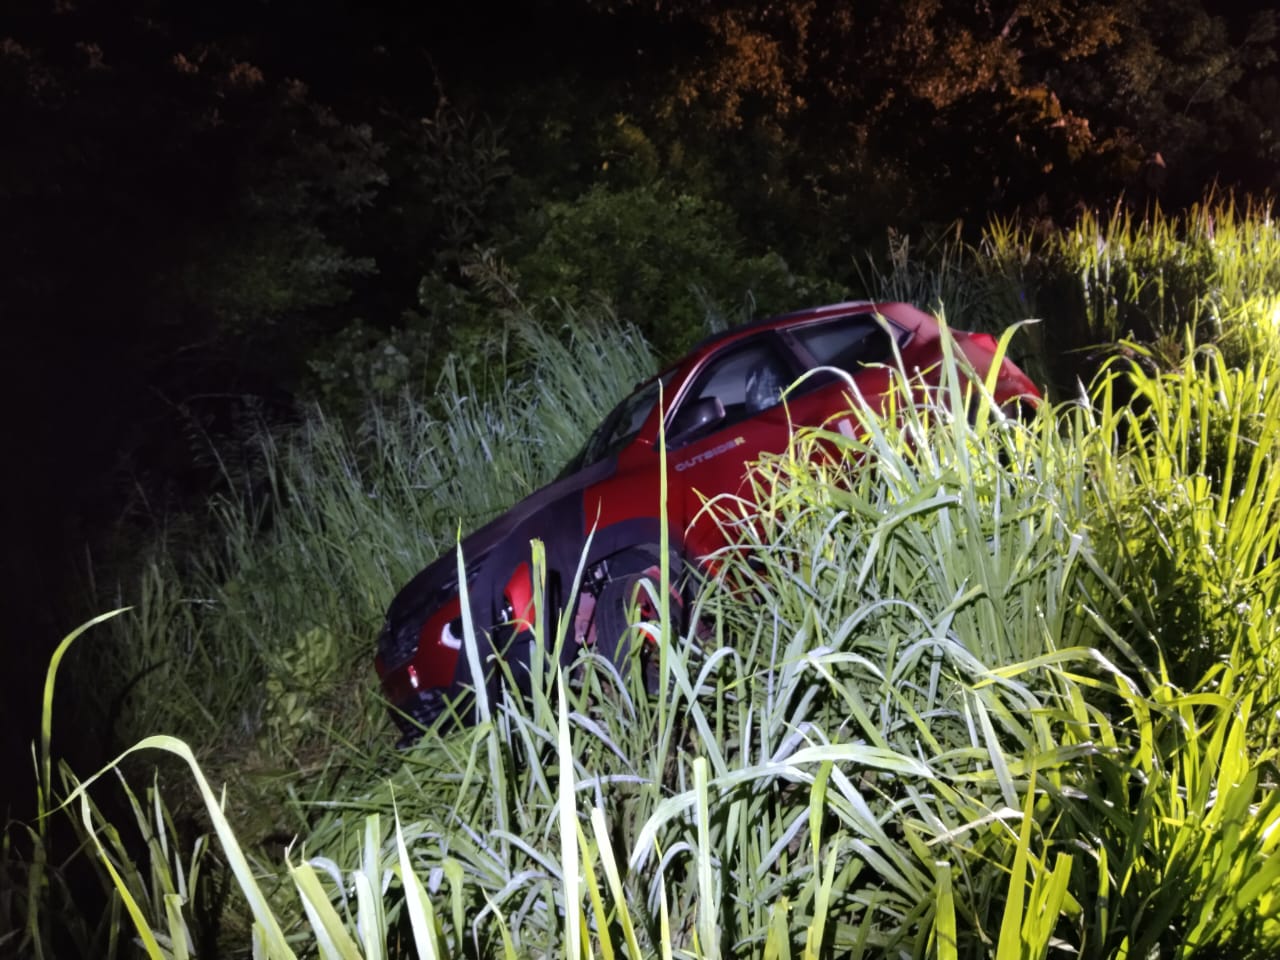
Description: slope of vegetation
xmin=5 ymin=200 xmax=1280 ymax=958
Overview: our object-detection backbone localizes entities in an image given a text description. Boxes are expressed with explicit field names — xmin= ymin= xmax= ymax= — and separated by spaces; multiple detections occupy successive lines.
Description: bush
xmin=512 ymin=184 xmax=840 ymax=357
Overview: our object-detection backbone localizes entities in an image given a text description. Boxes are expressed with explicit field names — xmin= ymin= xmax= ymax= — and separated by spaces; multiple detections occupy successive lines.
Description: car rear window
xmin=790 ymin=314 xmax=899 ymax=375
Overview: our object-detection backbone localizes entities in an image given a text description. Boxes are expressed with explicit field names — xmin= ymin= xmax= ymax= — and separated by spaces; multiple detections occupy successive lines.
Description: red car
xmin=375 ymin=302 xmax=1039 ymax=742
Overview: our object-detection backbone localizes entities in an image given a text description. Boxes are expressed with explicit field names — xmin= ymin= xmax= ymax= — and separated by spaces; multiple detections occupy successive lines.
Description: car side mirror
xmin=667 ymin=396 xmax=726 ymax=447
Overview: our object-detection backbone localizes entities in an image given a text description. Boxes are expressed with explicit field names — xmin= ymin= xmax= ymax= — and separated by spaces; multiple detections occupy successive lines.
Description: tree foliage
xmin=511 ymin=183 xmax=839 ymax=356
xmin=592 ymin=0 xmax=1278 ymax=231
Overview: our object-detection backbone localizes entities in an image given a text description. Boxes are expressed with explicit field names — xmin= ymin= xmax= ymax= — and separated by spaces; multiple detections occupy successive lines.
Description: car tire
xmin=591 ymin=547 xmax=683 ymax=693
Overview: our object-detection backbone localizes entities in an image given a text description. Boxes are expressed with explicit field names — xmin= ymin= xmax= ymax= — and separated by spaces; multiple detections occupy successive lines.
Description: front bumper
xmin=386 ymin=684 xmax=448 ymax=748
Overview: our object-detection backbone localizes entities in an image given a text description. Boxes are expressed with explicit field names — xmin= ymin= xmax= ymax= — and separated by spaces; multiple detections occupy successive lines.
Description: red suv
xmin=375 ymin=302 xmax=1039 ymax=742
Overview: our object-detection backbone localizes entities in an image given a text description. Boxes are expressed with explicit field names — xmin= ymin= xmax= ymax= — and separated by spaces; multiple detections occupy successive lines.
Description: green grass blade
xmin=933 ymin=862 xmax=957 ymax=960
xmin=394 ymin=804 xmax=441 ymax=960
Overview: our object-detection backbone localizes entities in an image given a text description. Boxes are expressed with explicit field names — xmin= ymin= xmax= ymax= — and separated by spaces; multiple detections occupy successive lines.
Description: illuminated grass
xmin=9 ymin=198 xmax=1280 ymax=956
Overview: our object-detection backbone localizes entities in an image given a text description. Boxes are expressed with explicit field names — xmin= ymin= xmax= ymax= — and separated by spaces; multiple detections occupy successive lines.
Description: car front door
xmin=665 ymin=316 xmax=907 ymax=559
xmin=663 ymin=334 xmax=811 ymax=558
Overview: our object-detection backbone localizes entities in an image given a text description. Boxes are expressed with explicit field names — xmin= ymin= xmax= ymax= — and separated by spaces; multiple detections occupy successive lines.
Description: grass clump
xmin=856 ymin=195 xmax=1280 ymax=395
xmin=14 ymin=316 xmax=1278 ymax=958
xmin=8 ymin=195 xmax=1280 ymax=957
xmin=1082 ymin=334 xmax=1280 ymax=729
xmin=689 ymin=326 xmax=1279 ymax=956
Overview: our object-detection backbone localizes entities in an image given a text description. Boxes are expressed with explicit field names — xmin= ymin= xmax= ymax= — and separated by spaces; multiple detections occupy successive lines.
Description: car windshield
xmin=560 ymin=373 xmax=673 ymax=477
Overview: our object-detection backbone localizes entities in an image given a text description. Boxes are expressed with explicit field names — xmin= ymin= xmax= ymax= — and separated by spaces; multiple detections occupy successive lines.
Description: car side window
xmin=790 ymin=315 xmax=898 ymax=376
xmin=669 ymin=339 xmax=791 ymax=445
xmin=560 ymin=372 xmax=675 ymax=475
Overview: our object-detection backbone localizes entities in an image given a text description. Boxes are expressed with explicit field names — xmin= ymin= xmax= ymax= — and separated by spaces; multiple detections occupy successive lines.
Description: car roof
xmin=671 ymin=300 xmax=929 ymax=373
xmin=617 ymin=302 xmax=934 ymax=403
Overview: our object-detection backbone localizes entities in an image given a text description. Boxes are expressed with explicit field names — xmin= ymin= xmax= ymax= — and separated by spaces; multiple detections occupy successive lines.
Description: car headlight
xmin=440 ymin=617 xmax=463 ymax=650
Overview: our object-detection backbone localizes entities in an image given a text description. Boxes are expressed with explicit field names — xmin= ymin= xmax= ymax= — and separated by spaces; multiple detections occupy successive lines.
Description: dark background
xmin=2 ymin=0 xmax=1277 ymax=814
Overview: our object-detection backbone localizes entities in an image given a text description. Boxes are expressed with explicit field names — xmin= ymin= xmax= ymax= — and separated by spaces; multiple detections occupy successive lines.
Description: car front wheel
xmin=590 ymin=547 xmax=684 ymax=693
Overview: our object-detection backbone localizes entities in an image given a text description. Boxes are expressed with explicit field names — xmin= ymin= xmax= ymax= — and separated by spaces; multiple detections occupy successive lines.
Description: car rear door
xmin=780 ymin=312 xmax=909 ymax=428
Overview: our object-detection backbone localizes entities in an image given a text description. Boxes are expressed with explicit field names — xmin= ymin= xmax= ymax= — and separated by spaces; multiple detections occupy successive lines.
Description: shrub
xmin=512 ymin=184 xmax=839 ymax=357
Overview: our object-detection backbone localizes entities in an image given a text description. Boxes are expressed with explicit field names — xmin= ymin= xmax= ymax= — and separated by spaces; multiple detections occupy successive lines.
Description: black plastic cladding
xmin=392 ymin=687 xmax=445 ymax=747
xmin=378 ymin=617 xmax=421 ymax=671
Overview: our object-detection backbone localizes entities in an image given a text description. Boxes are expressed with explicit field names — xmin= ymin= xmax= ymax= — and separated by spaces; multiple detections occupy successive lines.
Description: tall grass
xmin=90 ymin=307 xmax=655 ymax=755
xmin=9 ymin=197 xmax=1280 ymax=957
xmin=7 ymin=305 xmax=660 ymax=957
xmin=1082 ymin=333 xmax=1280 ymax=731
xmin=15 ymin=307 xmax=663 ymax=954
xmin=14 ymin=316 xmax=1278 ymax=958
xmin=858 ymin=195 xmax=1280 ymax=395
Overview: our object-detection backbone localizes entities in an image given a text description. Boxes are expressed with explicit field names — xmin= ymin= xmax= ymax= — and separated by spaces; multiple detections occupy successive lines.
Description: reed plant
xmin=859 ymin=194 xmax=1280 ymax=396
xmin=12 ymin=197 xmax=1280 ymax=957
xmin=15 ymin=316 xmax=1277 ymax=958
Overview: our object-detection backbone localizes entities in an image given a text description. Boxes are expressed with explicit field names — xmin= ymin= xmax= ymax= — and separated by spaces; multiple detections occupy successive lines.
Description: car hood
xmin=387 ymin=455 xmax=617 ymax=624
xmin=462 ymin=453 xmax=616 ymax=560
